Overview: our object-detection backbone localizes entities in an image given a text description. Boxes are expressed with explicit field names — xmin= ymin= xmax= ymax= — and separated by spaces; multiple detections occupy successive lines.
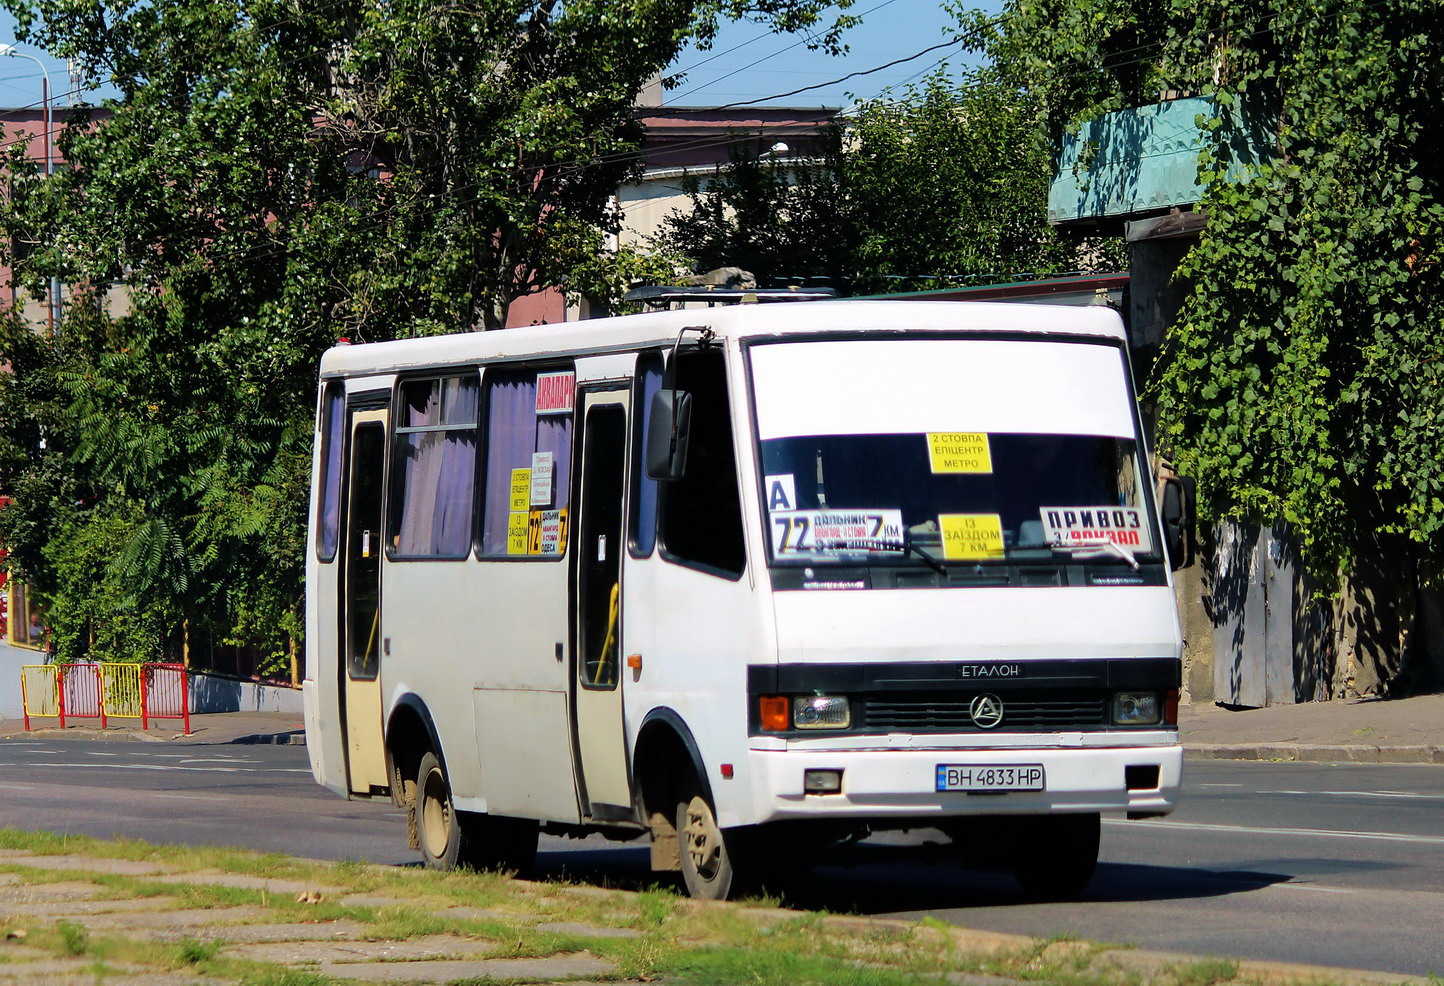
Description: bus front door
xmin=341 ymin=407 xmax=390 ymax=796
xmin=570 ymin=387 xmax=633 ymax=818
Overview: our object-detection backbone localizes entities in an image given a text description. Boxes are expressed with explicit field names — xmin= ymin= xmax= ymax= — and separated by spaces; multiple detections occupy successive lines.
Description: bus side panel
xmin=382 ymin=560 xmax=581 ymax=824
xmin=623 ymin=556 xmax=775 ymax=831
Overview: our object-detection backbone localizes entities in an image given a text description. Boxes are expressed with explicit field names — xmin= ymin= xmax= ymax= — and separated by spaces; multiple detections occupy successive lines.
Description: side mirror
xmin=1160 ymin=476 xmax=1197 ymax=571
xmin=646 ymin=390 xmax=692 ymax=481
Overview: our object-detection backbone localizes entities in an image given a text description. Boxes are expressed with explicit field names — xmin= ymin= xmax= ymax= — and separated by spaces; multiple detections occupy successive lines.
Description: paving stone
xmin=156 ymin=872 xmax=343 ymax=897
xmin=227 ymin=933 xmax=495 ymax=965
xmin=0 ymin=958 xmax=139 ymax=980
xmin=339 ymin=894 xmax=415 ymax=910
xmin=0 ymin=855 xmax=179 ymax=877
xmin=947 ymin=973 xmax=1027 ymax=986
xmin=536 ymin=920 xmax=641 ymax=939
xmin=0 ymin=881 xmax=106 ymax=904
xmin=79 ymin=906 xmax=274 ymax=932
xmin=431 ymin=905 xmax=532 ymax=923
xmin=148 ymin=919 xmax=369 ymax=944
xmin=1 ymin=896 xmax=180 ymax=918
xmin=320 ymin=953 xmax=614 ymax=983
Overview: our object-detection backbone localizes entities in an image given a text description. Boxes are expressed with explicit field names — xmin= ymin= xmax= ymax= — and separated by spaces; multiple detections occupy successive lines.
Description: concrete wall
xmin=188 ymin=672 xmax=303 ymax=714
xmin=0 ymin=642 xmax=40 ymax=718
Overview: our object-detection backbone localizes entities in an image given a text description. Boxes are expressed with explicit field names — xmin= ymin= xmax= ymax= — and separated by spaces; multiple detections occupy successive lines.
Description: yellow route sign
xmin=927 ymin=432 xmax=992 ymax=473
xmin=939 ymin=513 xmax=1004 ymax=560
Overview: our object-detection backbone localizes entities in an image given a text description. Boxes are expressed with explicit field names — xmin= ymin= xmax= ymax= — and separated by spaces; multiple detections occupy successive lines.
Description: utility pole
xmin=0 ymin=45 xmax=59 ymax=333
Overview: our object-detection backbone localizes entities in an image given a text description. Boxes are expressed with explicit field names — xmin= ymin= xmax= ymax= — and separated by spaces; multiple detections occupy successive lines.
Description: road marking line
xmin=1273 ymin=883 xmax=1357 ymax=894
xmin=1196 ymin=783 xmax=1244 ymax=788
xmin=32 ymin=762 xmax=311 ymax=773
xmin=1112 ymin=818 xmax=1444 ymax=846
xmin=1258 ymin=789 xmax=1443 ymax=801
xmin=152 ymin=793 xmax=231 ymax=801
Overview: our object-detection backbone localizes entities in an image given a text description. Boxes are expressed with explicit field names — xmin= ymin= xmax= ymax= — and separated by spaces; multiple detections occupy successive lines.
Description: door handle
xmin=555 ymin=642 xmax=564 ymax=662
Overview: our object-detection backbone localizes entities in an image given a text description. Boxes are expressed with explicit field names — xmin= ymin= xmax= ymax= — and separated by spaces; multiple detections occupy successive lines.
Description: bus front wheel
xmin=678 ymin=793 xmax=741 ymax=900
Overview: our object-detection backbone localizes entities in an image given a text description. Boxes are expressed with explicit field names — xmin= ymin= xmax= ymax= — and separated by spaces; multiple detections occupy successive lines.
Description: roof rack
xmin=624 ymin=285 xmax=837 ymax=310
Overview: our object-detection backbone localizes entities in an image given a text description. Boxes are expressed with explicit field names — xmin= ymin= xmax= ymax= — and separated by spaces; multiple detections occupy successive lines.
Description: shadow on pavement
xmin=522 ymin=839 xmax=1300 ymax=913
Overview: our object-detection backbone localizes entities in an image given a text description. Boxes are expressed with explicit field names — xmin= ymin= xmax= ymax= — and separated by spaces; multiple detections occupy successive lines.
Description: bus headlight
xmin=1113 ymin=691 xmax=1161 ymax=726
xmin=793 ymin=695 xmax=851 ymax=730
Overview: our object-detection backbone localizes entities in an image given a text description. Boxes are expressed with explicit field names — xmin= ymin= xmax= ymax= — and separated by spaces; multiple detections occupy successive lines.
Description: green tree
xmin=0 ymin=0 xmax=854 ymax=667
xmin=997 ymin=0 xmax=1444 ymax=590
xmin=657 ymin=56 xmax=1117 ymax=293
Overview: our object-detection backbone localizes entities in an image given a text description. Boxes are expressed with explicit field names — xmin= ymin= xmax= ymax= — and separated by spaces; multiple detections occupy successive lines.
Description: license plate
xmin=936 ymin=764 xmax=1045 ymax=792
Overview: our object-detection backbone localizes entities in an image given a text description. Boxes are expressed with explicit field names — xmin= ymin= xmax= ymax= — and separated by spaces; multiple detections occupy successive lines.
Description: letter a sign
xmin=765 ymin=474 xmax=796 ymax=511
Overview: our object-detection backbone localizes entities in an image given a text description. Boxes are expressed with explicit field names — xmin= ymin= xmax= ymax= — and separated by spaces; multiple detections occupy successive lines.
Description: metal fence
xmin=20 ymin=662 xmax=192 ymax=734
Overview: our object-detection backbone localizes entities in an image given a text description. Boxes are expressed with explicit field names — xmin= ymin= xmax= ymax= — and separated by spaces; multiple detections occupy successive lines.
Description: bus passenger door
xmin=342 ymin=407 xmax=390 ymax=796
xmin=570 ymin=387 xmax=633 ymax=818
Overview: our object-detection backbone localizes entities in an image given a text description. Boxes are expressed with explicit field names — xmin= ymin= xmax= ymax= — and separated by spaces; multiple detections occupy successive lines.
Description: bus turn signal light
xmin=759 ymin=695 xmax=789 ymax=731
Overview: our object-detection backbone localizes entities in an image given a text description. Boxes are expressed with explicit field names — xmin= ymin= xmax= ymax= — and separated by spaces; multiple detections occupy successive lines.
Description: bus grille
xmin=861 ymin=690 xmax=1109 ymax=731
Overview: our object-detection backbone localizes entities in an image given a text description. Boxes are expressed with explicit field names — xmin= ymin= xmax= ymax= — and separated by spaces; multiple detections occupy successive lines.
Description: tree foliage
xmin=0 ymin=0 xmax=852 ymax=667
xmin=1000 ymin=0 xmax=1444 ymax=585
xmin=657 ymin=50 xmax=1120 ymax=294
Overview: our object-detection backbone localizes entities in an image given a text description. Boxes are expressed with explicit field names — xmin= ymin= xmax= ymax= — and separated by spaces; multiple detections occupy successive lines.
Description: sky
xmin=0 ymin=0 xmax=1003 ymax=113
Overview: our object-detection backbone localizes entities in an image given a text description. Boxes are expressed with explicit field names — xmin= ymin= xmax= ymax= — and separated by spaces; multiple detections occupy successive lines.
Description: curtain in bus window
xmin=481 ymin=368 xmax=573 ymax=556
xmin=317 ymin=383 xmax=345 ymax=561
xmin=393 ymin=377 xmax=478 ymax=557
xmin=630 ymin=354 xmax=662 ymax=555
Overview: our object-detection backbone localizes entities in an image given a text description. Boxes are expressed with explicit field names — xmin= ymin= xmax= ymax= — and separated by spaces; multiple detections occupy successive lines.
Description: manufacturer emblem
xmin=968 ymin=694 xmax=1005 ymax=729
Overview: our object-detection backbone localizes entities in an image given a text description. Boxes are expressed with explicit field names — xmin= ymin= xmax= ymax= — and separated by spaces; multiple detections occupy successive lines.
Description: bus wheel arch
xmin=634 ymin=710 xmax=712 ymax=873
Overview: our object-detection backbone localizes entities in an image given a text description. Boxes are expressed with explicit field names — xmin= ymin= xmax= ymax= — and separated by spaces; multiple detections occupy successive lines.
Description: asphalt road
xmin=1 ymin=738 xmax=1440 ymax=976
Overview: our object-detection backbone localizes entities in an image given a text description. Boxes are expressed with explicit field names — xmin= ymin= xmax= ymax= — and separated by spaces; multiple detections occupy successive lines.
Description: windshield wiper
xmin=812 ymin=538 xmax=947 ymax=576
xmin=1047 ymin=538 xmax=1140 ymax=571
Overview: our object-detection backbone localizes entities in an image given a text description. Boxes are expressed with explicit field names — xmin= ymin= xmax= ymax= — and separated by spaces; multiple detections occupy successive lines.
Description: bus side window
xmin=316 ymin=381 xmax=345 ymax=562
xmin=658 ymin=348 xmax=745 ymax=578
xmin=388 ymin=375 xmax=480 ymax=558
xmin=477 ymin=365 xmax=574 ymax=558
xmin=629 ymin=351 xmax=663 ymax=556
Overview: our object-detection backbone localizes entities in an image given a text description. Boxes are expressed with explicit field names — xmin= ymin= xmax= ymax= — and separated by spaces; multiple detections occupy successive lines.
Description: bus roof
xmin=318 ymin=300 xmax=1127 ymax=378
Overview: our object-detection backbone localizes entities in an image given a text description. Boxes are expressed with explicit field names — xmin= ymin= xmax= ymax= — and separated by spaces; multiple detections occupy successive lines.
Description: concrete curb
xmin=229 ymin=729 xmax=307 ymax=746
xmin=1186 ymin=743 xmax=1444 ymax=764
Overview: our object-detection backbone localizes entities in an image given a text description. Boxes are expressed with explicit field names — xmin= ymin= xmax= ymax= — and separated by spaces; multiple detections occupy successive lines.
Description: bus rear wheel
xmin=417 ymin=751 xmax=462 ymax=870
xmin=1010 ymin=812 xmax=1100 ymax=900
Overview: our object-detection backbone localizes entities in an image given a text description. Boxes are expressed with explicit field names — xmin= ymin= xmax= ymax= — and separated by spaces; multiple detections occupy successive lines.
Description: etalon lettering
xmin=957 ymin=664 xmax=1023 ymax=678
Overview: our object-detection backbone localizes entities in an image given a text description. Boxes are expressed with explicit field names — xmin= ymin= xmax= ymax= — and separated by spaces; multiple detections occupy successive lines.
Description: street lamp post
xmin=0 ymin=43 xmax=60 ymax=332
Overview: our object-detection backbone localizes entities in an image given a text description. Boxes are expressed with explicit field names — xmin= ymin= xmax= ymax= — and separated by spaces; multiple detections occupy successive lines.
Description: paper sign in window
xmin=771 ymin=509 xmax=904 ymax=556
xmin=927 ymin=433 xmax=992 ymax=473
xmin=939 ymin=513 xmax=1004 ymax=560
xmin=509 ymin=468 xmax=531 ymax=513
xmin=506 ymin=511 xmax=529 ymax=554
xmin=528 ymin=508 xmax=567 ymax=555
xmin=535 ymin=371 xmax=575 ymax=415
xmin=1040 ymin=506 xmax=1151 ymax=552
xmin=530 ymin=452 xmax=554 ymax=507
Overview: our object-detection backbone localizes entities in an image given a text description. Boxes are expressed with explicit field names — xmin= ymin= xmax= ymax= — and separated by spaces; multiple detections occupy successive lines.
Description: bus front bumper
xmin=741 ymin=738 xmax=1181 ymax=826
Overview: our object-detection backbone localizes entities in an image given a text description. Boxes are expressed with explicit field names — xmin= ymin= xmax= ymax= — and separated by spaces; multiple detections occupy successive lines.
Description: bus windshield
xmin=748 ymin=336 xmax=1159 ymax=566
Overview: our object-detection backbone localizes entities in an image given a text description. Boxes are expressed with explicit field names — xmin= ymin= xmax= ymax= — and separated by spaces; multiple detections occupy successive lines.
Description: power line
xmin=670 ymin=0 xmax=903 ymax=103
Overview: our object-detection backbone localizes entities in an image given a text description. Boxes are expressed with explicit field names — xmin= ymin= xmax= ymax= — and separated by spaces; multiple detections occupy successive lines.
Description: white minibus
xmin=304 ymin=300 xmax=1192 ymax=900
